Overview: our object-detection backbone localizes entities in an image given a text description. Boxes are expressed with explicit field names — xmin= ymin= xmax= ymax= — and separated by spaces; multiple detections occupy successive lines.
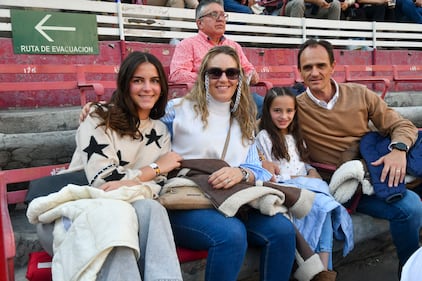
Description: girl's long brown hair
xmin=259 ymin=87 xmax=309 ymax=162
xmin=91 ymin=51 xmax=168 ymax=139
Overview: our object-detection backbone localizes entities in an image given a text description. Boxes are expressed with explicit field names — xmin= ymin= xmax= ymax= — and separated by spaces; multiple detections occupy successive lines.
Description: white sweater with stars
xmin=66 ymin=112 xmax=171 ymax=188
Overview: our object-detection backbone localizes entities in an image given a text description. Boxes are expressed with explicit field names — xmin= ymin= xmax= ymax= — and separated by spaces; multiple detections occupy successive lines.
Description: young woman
xmin=35 ymin=51 xmax=183 ymax=281
xmin=256 ymin=87 xmax=354 ymax=280
xmin=161 ymin=46 xmax=296 ymax=281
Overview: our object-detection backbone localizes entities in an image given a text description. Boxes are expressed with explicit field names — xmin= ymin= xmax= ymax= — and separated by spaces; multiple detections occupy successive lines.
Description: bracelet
xmin=239 ymin=167 xmax=250 ymax=182
xmin=149 ymin=162 xmax=161 ymax=176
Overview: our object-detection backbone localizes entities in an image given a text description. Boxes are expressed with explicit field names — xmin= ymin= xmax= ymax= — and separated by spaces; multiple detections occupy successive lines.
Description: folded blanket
xmin=329 ymin=160 xmax=374 ymax=204
xmin=168 ymin=159 xmax=321 ymax=281
xmin=170 ymin=159 xmax=315 ymax=218
xmin=27 ymin=183 xmax=155 ymax=281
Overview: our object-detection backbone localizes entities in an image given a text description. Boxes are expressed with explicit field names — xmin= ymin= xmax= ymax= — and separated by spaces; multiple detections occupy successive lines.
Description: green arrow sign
xmin=11 ymin=10 xmax=98 ymax=54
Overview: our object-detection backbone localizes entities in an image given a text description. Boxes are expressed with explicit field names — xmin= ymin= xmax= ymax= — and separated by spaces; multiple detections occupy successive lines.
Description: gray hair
xmin=195 ymin=0 xmax=224 ymax=19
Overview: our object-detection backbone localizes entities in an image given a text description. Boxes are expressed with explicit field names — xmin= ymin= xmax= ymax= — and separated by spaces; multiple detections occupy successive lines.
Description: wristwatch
xmin=239 ymin=167 xmax=250 ymax=182
xmin=149 ymin=162 xmax=161 ymax=176
xmin=390 ymin=142 xmax=409 ymax=152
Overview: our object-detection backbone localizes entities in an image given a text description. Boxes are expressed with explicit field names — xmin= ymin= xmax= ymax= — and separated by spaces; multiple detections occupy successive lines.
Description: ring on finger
xmin=396 ymin=169 xmax=401 ymax=173
xmin=225 ymin=178 xmax=231 ymax=184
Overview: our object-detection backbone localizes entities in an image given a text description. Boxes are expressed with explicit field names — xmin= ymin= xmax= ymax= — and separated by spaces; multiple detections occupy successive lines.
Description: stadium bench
xmin=0 ymin=64 xmax=105 ymax=108
xmin=0 ymin=164 xmax=208 ymax=281
xmin=392 ymin=65 xmax=422 ymax=92
xmin=255 ymin=65 xmax=297 ymax=88
xmin=344 ymin=65 xmax=392 ymax=100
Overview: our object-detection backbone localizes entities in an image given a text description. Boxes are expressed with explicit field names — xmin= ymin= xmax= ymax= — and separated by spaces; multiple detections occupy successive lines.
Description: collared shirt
xmin=305 ymin=79 xmax=339 ymax=110
xmin=169 ymin=30 xmax=255 ymax=85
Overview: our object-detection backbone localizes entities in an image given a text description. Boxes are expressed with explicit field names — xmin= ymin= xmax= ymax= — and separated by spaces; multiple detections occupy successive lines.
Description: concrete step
xmin=0 ymin=106 xmax=80 ymax=134
xmin=1 ymin=91 xmax=422 ymax=135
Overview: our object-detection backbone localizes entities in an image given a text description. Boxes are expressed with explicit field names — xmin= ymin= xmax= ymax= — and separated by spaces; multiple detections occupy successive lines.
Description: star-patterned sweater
xmin=66 ymin=111 xmax=171 ymax=188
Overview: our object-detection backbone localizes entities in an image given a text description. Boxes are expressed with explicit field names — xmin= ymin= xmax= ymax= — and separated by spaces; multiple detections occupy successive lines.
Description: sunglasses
xmin=206 ymin=68 xmax=241 ymax=80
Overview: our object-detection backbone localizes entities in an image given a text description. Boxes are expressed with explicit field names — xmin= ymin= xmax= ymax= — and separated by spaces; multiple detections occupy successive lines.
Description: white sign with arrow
xmin=34 ymin=14 xmax=76 ymax=42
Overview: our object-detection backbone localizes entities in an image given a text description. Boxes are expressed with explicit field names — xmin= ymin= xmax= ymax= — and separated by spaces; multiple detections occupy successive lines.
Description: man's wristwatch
xmin=390 ymin=142 xmax=409 ymax=153
xmin=239 ymin=167 xmax=250 ymax=182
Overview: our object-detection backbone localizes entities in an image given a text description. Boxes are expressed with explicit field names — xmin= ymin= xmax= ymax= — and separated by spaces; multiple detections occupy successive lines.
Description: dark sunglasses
xmin=206 ymin=68 xmax=241 ymax=80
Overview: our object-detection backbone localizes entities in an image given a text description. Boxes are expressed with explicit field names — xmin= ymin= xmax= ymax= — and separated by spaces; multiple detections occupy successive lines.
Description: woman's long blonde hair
xmin=184 ymin=45 xmax=257 ymax=143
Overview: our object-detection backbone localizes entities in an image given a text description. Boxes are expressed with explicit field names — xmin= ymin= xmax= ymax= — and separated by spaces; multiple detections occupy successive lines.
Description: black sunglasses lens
xmin=207 ymin=68 xmax=240 ymax=80
xmin=207 ymin=68 xmax=223 ymax=79
xmin=225 ymin=68 xmax=240 ymax=79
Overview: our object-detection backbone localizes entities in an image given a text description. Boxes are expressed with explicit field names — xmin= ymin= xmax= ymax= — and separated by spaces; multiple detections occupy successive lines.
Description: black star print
xmin=83 ymin=136 xmax=109 ymax=161
xmin=145 ymin=129 xmax=162 ymax=148
xmin=117 ymin=150 xmax=129 ymax=166
xmin=103 ymin=169 xmax=125 ymax=182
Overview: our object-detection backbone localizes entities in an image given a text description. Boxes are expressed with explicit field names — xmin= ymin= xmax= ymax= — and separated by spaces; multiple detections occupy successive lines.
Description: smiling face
xmin=129 ymin=62 xmax=161 ymax=120
xmin=205 ymin=53 xmax=240 ymax=103
xmin=299 ymin=44 xmax=335 ymax=98
xmin=269 ymin=95 xmax=296 ymax=134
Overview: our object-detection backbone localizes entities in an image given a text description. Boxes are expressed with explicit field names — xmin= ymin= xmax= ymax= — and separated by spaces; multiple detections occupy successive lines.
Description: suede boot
xmin=311 ymin=270 xmax=337 ymax=281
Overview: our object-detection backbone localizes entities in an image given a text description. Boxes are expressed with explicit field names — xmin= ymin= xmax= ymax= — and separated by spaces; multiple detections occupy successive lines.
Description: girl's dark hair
xmin=91 ymin=51 xmax=168 ymax=139
xmin=259 ymin=87 xmax=309 ymax=162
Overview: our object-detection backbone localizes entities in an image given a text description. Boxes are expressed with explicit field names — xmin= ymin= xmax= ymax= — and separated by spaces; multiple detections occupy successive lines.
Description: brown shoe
xmin=311 ymin=270 xmax=337 ymax=281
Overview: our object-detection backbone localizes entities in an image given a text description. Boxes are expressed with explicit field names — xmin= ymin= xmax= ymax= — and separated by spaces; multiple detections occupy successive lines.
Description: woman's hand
xmin=208 ymin=167 xmax=244 ymax=189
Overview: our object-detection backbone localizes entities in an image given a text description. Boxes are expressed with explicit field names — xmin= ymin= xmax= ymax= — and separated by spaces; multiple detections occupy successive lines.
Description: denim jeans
xmin=168 ymin=208 xmax=296 ymax=281
xmin=396 ymin=0 xmax=422 ymax=23
xmin=223 ymin=0 xmax=253 ymax=14
xmin=356 ymin=190 xmax=422 ymax=266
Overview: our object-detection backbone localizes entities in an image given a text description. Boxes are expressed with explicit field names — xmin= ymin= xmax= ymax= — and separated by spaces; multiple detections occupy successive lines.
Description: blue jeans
xmin=223 ymin=0 xmax=253 ymax=14
xmin=168 ymin=208 xmax=296 ymax=281
xmin=356 ymin=190 xmax=422 ymax=266
xmin=396 ymin=0 xmax=422 ymax=23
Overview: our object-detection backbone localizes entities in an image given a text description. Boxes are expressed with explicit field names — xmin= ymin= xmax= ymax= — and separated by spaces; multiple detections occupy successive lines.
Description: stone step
xmin=1 ymin=91 xmax=422 ymax=135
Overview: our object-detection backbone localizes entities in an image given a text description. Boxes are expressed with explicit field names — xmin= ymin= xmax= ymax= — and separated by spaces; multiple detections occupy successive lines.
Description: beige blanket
xmin=27 ymin=183 xmax=157 ymax=281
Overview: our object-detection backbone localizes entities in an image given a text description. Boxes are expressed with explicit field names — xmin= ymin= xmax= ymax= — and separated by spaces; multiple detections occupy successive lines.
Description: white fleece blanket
xmin=329 ymin=160 xmax=374 ymax=203
xmin=27 ymin=183 xmax=158 ymax=281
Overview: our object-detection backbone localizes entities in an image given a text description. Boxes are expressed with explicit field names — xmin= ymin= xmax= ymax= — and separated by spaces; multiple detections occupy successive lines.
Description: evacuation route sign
xmin=11 ymin=10 xmax=98 ymax=55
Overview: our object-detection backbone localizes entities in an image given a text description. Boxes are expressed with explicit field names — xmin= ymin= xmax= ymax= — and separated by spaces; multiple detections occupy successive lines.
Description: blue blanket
xmin=281 ymin=177 xmax=354 ymax=257
xmin=360 ymin=131 xmax=422 ymax=203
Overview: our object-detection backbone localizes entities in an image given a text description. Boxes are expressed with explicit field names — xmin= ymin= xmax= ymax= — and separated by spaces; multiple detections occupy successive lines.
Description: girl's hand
xmin=307 ymin=169 xmax=322 ymax=179
xmin=99 ymin=179 xmax=139 ymax=192
xmin=155 ymin=152 xmax=183 ymax=174
xmin=262 ymin=160 xmax=280 ymax=181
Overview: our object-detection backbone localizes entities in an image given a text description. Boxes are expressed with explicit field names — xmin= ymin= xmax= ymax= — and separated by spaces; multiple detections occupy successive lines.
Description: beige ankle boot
xmin=311 ymin=270 xmax=337 ymax=281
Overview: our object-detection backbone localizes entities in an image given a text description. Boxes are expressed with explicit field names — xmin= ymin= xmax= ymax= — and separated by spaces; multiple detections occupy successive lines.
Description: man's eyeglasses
xmin=198 ymin=11 xmax=228 ymax=20
xmin=206 ymin=68 xmax=240 ymax=80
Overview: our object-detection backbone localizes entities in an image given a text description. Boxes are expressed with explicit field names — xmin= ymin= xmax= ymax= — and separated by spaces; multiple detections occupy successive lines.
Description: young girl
xmin=256 ymin=87 xmax=354 ymax=280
